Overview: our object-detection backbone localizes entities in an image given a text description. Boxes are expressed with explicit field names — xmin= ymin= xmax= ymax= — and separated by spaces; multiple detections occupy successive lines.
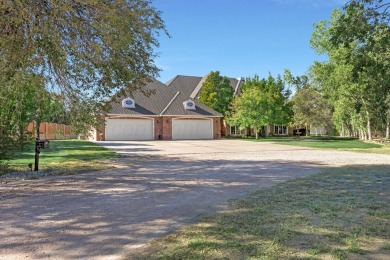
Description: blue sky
xmin=153 ymin=0 xmax=348 ymax=83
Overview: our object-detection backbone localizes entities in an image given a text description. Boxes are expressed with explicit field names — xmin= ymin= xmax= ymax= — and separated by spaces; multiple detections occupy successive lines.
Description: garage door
xmin=105 ymin=118 xmax=154 ymax=141
xmin=172 ymin=119 xmax=213 ymax=140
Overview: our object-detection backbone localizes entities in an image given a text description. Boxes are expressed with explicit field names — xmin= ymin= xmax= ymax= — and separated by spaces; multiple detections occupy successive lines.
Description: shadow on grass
xmin=1 ymin=140 xmax=121 ymax=174
xmin=128 ymin=165 xmax=390 ymax=259
xmin=9 ymin=139 xmax=120 ymax=162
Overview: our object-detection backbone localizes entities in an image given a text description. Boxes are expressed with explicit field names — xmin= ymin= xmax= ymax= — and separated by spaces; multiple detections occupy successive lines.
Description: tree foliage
xmin=0 ymin=0 xmax=166 ymax=99
xmin=0 ymin=73 xmax=72 ymax=158
xmin=284 ymin=70 xmax=333 ymax=136
xmin=0 ymin=0 xmax=167 ymax=159
xmin=227 ymin=75 xmax=291 ymax=139
xmin=198 ymin=71 xmax=234 ymax=116
xmin=310 ymin=0 xmax=390 ymax=140
xmin=291 ymin=86 xmax=333 ymax=136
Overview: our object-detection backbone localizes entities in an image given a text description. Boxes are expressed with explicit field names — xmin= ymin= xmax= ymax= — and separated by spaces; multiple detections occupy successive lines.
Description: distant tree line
xmin=199 ymin=0 xmax=389 ymax=141
xmin=310 ymin=0 xmax=389 ymax=140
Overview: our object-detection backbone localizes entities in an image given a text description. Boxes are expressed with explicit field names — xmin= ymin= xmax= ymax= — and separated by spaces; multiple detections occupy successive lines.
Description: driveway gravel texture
xmin=1 ymin=140 xmax=389 ymax=259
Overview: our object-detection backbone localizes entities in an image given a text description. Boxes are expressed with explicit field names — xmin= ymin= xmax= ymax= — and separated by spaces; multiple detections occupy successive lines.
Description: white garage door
xmin=105 ymin=118 xmax=154 ymax=141
xmin=172 ymin=119 xmax=213 ymax=140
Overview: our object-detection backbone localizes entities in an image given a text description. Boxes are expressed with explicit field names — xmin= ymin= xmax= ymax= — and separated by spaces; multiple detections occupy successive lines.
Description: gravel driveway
xmin=1 ymin=140 xmax=389 ymax=260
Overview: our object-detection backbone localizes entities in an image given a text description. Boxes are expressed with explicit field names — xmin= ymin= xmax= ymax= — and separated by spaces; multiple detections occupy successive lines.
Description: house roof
xmin=164 ymin=75 xmax=221 ymax=116
xmin=182 ymin=75 xmax=242 ymax=99
xmin=108 ymin=80 xmax=175 ymax=116
xmin=108 ymin=74 xmax=244 ymax=117
xmin=108 ymin=76 xmax=222 ymax=117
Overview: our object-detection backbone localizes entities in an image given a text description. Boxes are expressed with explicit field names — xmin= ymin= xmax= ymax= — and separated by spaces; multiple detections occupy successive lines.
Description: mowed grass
xmin=247 ymin=136 xmax=390 ymax=155
xmin=0 ymin=139 xmax=120 ymax=175
xmin=129 ymin=166 xmax=390 ymax=260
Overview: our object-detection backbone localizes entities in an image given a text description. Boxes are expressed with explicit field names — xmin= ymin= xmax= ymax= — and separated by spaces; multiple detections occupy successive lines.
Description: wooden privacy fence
xmin=27 ymin=122 xmax=76 ymax=140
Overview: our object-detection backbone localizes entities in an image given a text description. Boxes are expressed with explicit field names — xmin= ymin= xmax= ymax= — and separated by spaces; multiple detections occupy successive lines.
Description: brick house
xmin=90 ymin=75 xmax=244 ymax=141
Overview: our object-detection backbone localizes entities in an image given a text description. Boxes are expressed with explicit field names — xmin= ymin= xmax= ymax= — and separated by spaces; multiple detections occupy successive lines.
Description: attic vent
xmin=183 ymin=100 xmax=196 ymax=110
xmin=122 ymin=98 xmax=135 ymax=108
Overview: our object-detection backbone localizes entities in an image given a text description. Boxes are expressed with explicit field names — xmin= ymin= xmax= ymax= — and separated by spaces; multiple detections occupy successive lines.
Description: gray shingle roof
xmin=108 ymin=80 xmax=175 ymax=115
xmin=108 ymin=77 xmax=222 ymax=117
xmin=162 ymin=94 xmax=221 ymax=116
xmin=108 ymin=74 xmax=243 ymax=117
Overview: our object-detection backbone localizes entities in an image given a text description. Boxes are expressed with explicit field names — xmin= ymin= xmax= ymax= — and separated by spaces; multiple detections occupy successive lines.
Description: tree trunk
xmin=254 ymin=127 xmax=258 ymax=139
xmin=361 ymin=100 xmax=372 ymax=140
xmin=36 ymin=120 xmax=40 ymax=140
xmin=359 ymin=129 xmax=365 ymax=140
xmin=386 ymin=116 xmax=390 ymax=139
xmin=366 ymin=113 xmax=372 ymax=141
xmin=34 ymin=120 xmax=40 ymax=172
xmin=260 ymin=126 xmax=268 ymax=138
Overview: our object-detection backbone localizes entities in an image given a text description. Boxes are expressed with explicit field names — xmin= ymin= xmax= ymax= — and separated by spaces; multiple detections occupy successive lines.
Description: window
xmin=274 ymin=125 xmax=288 ymax=135
xmin=230 ymin=126 xmax=246 ymax=136
xmin=230 ymin=126 xmax=236 ymax=135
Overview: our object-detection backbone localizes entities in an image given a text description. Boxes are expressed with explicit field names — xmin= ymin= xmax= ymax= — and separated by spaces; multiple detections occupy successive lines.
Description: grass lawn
xmin=0 ymin=139 xmax=120 ymax=176
xmin=129 ymin=166 xmax=390 ymax=259
xmin=245 ymin=136 xmax=390 ymax=155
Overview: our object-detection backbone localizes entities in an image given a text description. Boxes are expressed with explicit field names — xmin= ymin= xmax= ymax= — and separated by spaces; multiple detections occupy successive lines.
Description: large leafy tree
xmin=0 ymin=0 xmax=167 ymax=158
xmin=284 ymin=69 xmax=333 ymax=136
xmin=310 ymin=0 xmax=390 ymax=140
xmin=0 ymin=73 xmax=72 ymax=158
xmin=227 ymin=86 xmax=272 ymax=139
xmin=198 ymin=71 xmax=234 ymax=116
xmin=290 ymin=87 xmax=333 ymax=136
xmin=1 ymin=0 xmax=166 ymax=99
xmin=227 ymin=74 xmax=291 ymax=139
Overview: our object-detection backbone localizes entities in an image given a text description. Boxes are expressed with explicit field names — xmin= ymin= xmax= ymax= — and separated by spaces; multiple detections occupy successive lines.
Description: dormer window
xmin=183 ymin=100 xmax=196 ymax=110
xmin=122 ymin=98 xmax=135 ymax=108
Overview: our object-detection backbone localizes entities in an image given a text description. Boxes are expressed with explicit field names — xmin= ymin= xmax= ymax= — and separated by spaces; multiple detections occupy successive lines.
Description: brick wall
xmin=221 ymin=120 xmax=227 ymax=137
xmin=213 ymin=118 xmax=221 ymax=139
xmin=162 ymin=117 xmax=173 ymax=140
xmin=154 ymin=117 xmax=163 ymax=140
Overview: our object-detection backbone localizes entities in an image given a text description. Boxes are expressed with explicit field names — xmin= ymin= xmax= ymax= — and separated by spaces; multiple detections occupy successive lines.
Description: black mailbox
xmin=36 ymin=139 xmax=49 ymax=149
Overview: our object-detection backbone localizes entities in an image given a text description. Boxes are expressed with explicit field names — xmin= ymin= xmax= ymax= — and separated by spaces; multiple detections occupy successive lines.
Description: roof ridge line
xmin=234 ymin=78 xmax=243 ymax=97
xmin=190 ymin=75 xmax=208 ymax=99
xmin=160 ymin=91 xmax=180 ymax=115
xmin=166 ymin=75 xmax=179 ymax=86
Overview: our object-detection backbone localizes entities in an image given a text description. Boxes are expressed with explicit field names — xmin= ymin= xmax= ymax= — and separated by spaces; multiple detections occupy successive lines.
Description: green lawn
xmin=129 ymin=166 xmax=390 ymax=259
xmin=0 ymin=139 xmax=120 ymax=176
xmin=246 ymin=136 xmax=390 ymax=155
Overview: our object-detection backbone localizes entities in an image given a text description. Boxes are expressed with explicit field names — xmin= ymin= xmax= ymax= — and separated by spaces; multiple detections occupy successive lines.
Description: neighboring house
xmin=89 ymin=75 xmax=244 ymax=141
xmin=227 ymin=125 xmax=292 ymax=138
xmin=310 ymin=126 xmax=328 ymax=136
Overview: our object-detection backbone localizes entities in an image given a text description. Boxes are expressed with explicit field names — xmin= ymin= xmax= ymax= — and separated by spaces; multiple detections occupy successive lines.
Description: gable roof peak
xmin=190 ymin=74 xmax=208 ymax=99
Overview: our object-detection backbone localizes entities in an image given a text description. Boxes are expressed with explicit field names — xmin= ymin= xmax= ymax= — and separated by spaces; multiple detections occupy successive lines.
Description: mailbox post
xmin=34 ymin=138 xmax=49 ymax=171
